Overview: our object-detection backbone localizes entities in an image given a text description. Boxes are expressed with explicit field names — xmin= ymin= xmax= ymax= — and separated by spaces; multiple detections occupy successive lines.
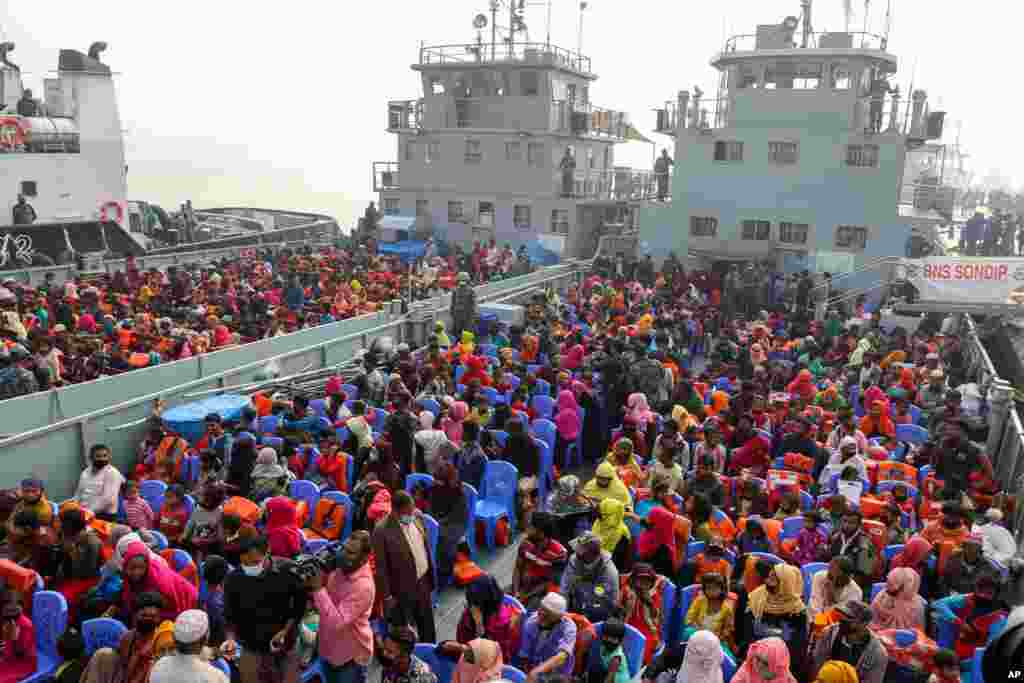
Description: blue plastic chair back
xmin=27 ymin=590 xmax=68 ymax=682
xmin=660 ymin=580 xmax=676 ymax=646
xmin=455 ymin=365 xmax=467 ymax=383
xmin=870 ymin=582 xmax=886 ymax=601
xmin=482 ymin=387 xmax=502 ymax=405
xmin=686 ymin=541 xmax=705 ymax=563
xmin=422 ymin=514 xmax=439 ymax=600
xmin=895 ymin=422 xmax=929 ymax=445
xmin=182 ymin=495 xmax=196 ymax=519
xmin=418 ymin=398 xmax=442 ymax=416
xmin=304 ymin=538 xmax=330 ymax=555
xmin=289 ymin=480 xmax=321 ymax=513
xmin=139 ymin=480 xmax=167 ymax=515
xmin=503 ymin=594 xmax=526 ymax=613
xmin=972 ymin=646 xmax=985 ymax=683
xmin=406 ymin=473 xmax=435 ymax=493
xmin=149 ymin=529 xmax=169 ymax=551
xmin=478 ymin=461 xmax=518 ymax=534
xmin=168 ymin=548 xmax=193 ymax=574
xmin=463 ymin=483 xmax=479 ymax=558
xmin=372 ymin=409 xmax=389 ymax=433
xmin=341 ymin=384 xmax=359 ymax=400
xmin=527 ymin=364 xmax=543 ymax=377
xmin=309 ymin=399 xmax=328 ymax=418
xmin=507 ymin=375 xmax=522 ymax=391
xmin=893 ymin=629 xmax=918 ymax=647
xmin=530 ymin=418 xmax=557 ymax=449
xmin=490 ymin=430 xmax=509 ymax=449
xmin=501 ymin=665 xmax=526 ymax=683
xmin=801 ymin=562 xmax=828 ymax=602
xmin=593 ymin=621 xmax=646 ymax=679
xmin=531 ymin=395 xmax=555 ymax=420
xmin=722 ymin=649 xmax=739 ymax=682
xmin=82 ymin=617 xmax=128 ymax=656
xmin=799 ymin=490 xmax=814 ymax=511
xmin=322 ymin=491 xmax=354 ymax=542
xmin=677 ymin=584 xmax=701 ymax=629
xmin=883 ymin=544 xmax=905 ymax=564
xmin=534 ymin=379 xmax=551 ymax=397
xmin=258 ymin=415 xmax=280 ymax=435
xmin=781 ymin=516 xmax=804 ymax=541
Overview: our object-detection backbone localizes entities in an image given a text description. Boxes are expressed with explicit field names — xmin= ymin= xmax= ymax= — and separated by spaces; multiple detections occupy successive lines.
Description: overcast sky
xmin=2 ymin=0 xmax=1017 ymax=226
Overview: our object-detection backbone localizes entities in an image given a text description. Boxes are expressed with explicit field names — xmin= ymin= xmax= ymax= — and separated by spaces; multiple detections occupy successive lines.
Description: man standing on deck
xmin=11 ymin=195 xmax=36 ymax=225
xmin=450 ymin=271 xmax=476 ymax=337
xmin=654 ymin=149 xmax=673 ymax=201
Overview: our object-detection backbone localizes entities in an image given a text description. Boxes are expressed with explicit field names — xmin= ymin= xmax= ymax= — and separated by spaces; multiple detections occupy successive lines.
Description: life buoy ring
xmin=99 ymin=201 xmax=124 ymax=224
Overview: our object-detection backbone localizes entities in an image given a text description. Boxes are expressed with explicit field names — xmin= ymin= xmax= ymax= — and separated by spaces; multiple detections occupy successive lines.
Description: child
xmin=683 ymin=571 xmax=735 ymax=653
xmin=791 ymin=510 xmax=828 ymax=565
xmin=193 ymin=449 xmax=223 ymax=494
xmin=691 ymin=539 xmax=732 ymax=588
xmin=928 ymin=649 xmax=960 ymax=683
xmin=345 ymin=401 xmax=374 ymax=451
xmin=182 ymin=485 xmax=224 ymax=562
xmin=201 ymin=556 xmax=229 ymax=648
xmin=120 ymin=480 xmax=154 ymax=531
xmin=51 ymin=627 xmax=87 ymax=683
xmin=157 ymin=484 xmax=190 ymax=546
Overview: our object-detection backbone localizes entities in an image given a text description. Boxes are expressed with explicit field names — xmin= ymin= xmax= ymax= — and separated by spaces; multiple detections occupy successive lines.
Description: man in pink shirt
xmin=307 ymin=530 xmax=376 ymax=683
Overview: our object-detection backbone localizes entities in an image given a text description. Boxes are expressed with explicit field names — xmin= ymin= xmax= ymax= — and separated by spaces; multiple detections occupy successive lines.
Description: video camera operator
xmin=304 ymin=530 xmax=376 ymax=683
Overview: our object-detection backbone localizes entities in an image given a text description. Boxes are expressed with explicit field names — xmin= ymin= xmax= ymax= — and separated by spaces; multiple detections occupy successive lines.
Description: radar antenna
xmin=88 ymin=41 xmax=108 ymax=62
xmin=0 ymin=42 xmax=18 ymax=72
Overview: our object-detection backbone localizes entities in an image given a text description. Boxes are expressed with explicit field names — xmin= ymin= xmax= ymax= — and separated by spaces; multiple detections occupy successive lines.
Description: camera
xmin=288 ymin=544 xmax=342 ymax=584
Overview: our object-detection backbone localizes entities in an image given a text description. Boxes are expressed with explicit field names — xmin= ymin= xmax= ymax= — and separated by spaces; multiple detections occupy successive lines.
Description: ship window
xmin=465 ymin=139 xmax=482 ymax=164
xmin=448 ymin=201 xmax=465 ymax=223
xmin=521 ymin=71 xmax=540 ymax=96
xmin=779 ymin=222 xmax=809 ymax=244
xmin=416 ymin=200 xmax=429 ymax=216
xmin=764 ymin=63 xmax=794 ymax=90
xmin=835 ymin=225 xmax=869 ymax=249
xmin=741 ymin=220 xmax=771 ymax=240
xmin=768 ymin=141 xmax=799 ymax=165
xmin=550 ymin=209 xmax=569 ymax=234
xmin=477 ymin=201 xmax=495 ymax=227
xmin=506 ymin=141 xmax=522 ymax=161
xmin=846 ymin=143 xmax=879 ymax=168
xmin=793 ymin=63 xmax=822 ymax=89
xmin=430 ymin=78 xmax=446 ymax=95
xmin=514 ymin=204 xmax=532 ymax=228
xmin=383 ymin=198 xmax=400 ymax=215
xmin=586 ymin=147 xmax=594 ymax=169
xmin=713 ymin=140 xmax=744 ymax=162
xmin=426 ymin=140 xmax=440 ymax=163
xmin=830 ymin=64 xmax=851 ymax=89
xmin=603 ymin=146 xmax=611 ymax=169
xmin=735 ymin=64 xmax=759 ymax=89
xmin=690 ymin=216 xmax=718 ymax=237
xmin=20 ymin=181 xmax=37 ymax=197
xmin=528 ymin=142 xmax=545 ymax=167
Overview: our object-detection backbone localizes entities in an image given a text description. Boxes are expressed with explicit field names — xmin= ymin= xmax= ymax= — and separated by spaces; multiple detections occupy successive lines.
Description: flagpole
xmin=578 ymin=2 xmax=586 ymax=57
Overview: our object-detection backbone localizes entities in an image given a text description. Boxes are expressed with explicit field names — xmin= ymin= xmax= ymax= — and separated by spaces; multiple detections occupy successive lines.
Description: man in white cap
xmin=150 ymin=609 xmax=227 ymax=683
xmin=515 ymin=592 xmax=577 ymax=679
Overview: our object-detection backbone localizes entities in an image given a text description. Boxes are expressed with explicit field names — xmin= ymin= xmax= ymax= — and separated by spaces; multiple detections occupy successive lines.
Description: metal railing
xmin=550 ymin=101 xmax=628 ymax=140
xmin=419 ymin=42 xmax=592 ymax=75
xmin=652 ymin=101 xmax=679 ymax=135
xmin=899 ymin=182 xmax=957 ymax=214
xmin=552 ymin=167 xmax=669 ymax=202
xmin=853 ymin=93 xmax=905 ymax=134
xmin=721 ymin=31 xmax=888 ymax=53
xmin=387 ymin=100 xmax=423 ymax=130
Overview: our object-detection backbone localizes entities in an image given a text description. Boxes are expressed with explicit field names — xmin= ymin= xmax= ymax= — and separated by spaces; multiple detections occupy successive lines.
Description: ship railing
xmin=674 ymin=96 xmax=730 ymax=131
xmin=721 ymin=31 xmax=888 ymax=54
xmin=652 ymin=100 xmax=679 ymax=136
xmin=852 ymin=93 xmax=905 ymax=134
xmin=387 ymin=100 xmax=423 ymax=131
xmin=373 ymin=161 xmax=400 ymax=192
xmin=898 ymin=182 xmax=957 ymax=214
xmin=810 ymin=256 xmax=901 ymax=296
xmin=419 ymin=42 xmax=592 ymax=75
xmin=550 ymin=101 xmax=629 ymax=140
xmin=552 ymin=167 xmax=667 ymax=202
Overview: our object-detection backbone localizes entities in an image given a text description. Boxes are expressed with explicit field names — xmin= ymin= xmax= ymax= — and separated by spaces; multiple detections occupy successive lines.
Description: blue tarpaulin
xmin=162 ymin=394 xmax=251 ymax=444
xmin=524 ymin=239 xmax=560 ymax=266
xmin=378 ymin=239 xmax=428 ymax=263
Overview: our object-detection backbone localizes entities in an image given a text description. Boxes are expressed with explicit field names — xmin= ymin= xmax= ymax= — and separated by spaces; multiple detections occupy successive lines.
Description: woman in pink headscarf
xmin=442 ymin=400 xmax=469 ymax=445
xmin=730 ymin=637 xmax=798 ymax=683
xmin=212 ymin=324 xmax=233 ymax=348
xmin=265 ymin=496 xmax=304 ymax=559
xmin=452 ymin=638 xmax=503 ymax=683
xmin=119 ymin=541 xmax=197 ymax=622
xmin=626 ymin=392 xmax=656 ymax=430
xmin=77 ymin=312 xmax=97 ymax=334
xmin=680 ymin=630 xmax=724 ymax=683
xmin=870 ymin=567 xmax=926 ymax=631
xmin=554 ymin=389 xmax=581 ymax=465
xmin=562 ymin=342 xmax=585 ymax=371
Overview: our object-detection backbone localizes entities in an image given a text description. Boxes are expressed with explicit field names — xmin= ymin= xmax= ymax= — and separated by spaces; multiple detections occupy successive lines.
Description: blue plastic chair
xmin=489 ymin=430 xmax=509 ymax=449
xmin=309 ymin=399 xmax=328 ymax=418
xmin=289 ymin=480 xmax=321 ymax=514
xmin=304 ymin=538 xmax=330 ymax=555
xmin=418 ymin=398 xmax=442 ymax=416
xmin=892 ymin=629 xmax=917 ymax=647
xmin=139 ymin=480 xmax=167 ymax=515
xmin=502 ymin=665 xmax=526 ymax=683
xmin=480 ymin=343 xmax=498 ymax=357
xmin=801 ymin=562 xmax=827 ymax=602
xmin=507 ymin=375 xmax=521 ymax=391
xmin=182 ymin=494 xmax=196 ymax=519
xmin=531 ymin=395 xmax=555 ymax=420
xmin=455 ymin=365 xmax=467 ymax=383
xmin=82 ymin=617 xmax=128 ymax=656
xmin=22 ymin=591 xmax=67 ymax=683
xmin=166 ymin=548 xmax=195 ymax=578
xmin=463 ymin=483 xmax=479 ymax=559
xmin=526 ymin=363 xmax=543 ymax=377
xmin=534 ymin=379 xmax=551 ymax=397
xmin=372 ymin=409 xmax=390 ymax=433
xmin=261 ymin=436 xmax=285 ymax=453
xmin=148 ymin=529 xmax=169 ymax=551
xmin=674 ymin=584 xmax=701 ymax=641
xmin=322 ymin=491 xmax=354 ymax=542
xmin=482 ymin=387 xmax=502 ymax=406
xmin=414 ymin=644 xmax=456 ymax=683
xmin=781 ymin=516 xmax=804 ymax=542
xmin=341 ymin=383 xmax=359 ymax=400
xmin=475 ymin=461 xmax=517 ymax=549
xmin=660 ymin=580 xmax=676 ymax=647
xmin=406 ymin=473 xmax=435 ymax=493
xmin=530 ymin=418 xmax=557 ymax=450
xmin=870 ymin=582 xmax=886 ymax=601
xmin=896 ymin=422 xmax=929 ymax=446
xmin=799 ymin=490 xmax=814 ymax=511
xmin=883 ymin=544 xmax=905 ymax=564
xmin=422 ymin=514 xmax=439 ymax=605
xmin=592 ymin=621 xmax=646 ymax=679
xmin=212 ymin=659 xmax=231 ymax=678
xmin=723 ymin=649 xmax=739 ymax=682
xmin=972 ymin=646 xmax=985 ymax=683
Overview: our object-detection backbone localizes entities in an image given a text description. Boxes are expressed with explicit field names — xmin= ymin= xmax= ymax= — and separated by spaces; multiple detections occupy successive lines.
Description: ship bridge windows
xmin=465 ymin=139 xmax=482 ymax=164
xmin=741 ymin=220 xmax=771 ymax=240
xmin=429 ymin=78 xmax=446 ymax=95
xmin=779 ymin=222 xmax=809 ymax=244
xmin=835 ymin=225 xmax=869 ymax=250
xmin=690 ymin=216 xmax=718 ymax=237
xmin=845 ymin=143 xmax=879 ymax=168
xmin=733 ymin=64 xmax=760 ymax=89
xmin=514 ymin=205 xmax=532 ymax=229
xmin=477 ymin=201 xmax=495 ymax=227
xmin=829 ymin=64 xmax=852 ymax=89
xmin=764 ymin=63 xmax=794 ymax=90
xmin=768 ymin=141 xmax=799 ymax=165
xmin=521 ymin=70 xmax=540 ymax=96
xmin=550 ymin=209 xmax=569 ymax=234
xmin=792 ymin=63 xmax=823 ymax=89
xmin=383 ymin=198 xmax=400 ymax=215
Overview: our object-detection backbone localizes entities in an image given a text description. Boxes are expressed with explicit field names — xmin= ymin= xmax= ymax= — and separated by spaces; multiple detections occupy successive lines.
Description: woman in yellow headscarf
xmin=592 ymin=498 xmax=631 ymax=559
xmin=434 ymin=320 xmax=451 ymax=347
xmin=813 ymin=661 xmax=859 ymax=683
xmin=605 ymin=438 xmax=644 ymax=490
xmin=583 ymin=462 xmax=633 ymax=511
xmin=740 ymin=563 xmax=808 ymax=665
xmin=672 ymin=405 xmax=700 ymax=432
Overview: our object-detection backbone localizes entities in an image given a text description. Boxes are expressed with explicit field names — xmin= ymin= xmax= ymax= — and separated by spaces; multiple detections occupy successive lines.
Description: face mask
xmin=241 ymin=562 xmax=264 ymax=577
xmin=136 ymin=619 xmax=159 ymax=634
xmin=93 ymin=460 xmax=109 ymax=470
xmin=399 ymin=515 xmax=415 ymax=526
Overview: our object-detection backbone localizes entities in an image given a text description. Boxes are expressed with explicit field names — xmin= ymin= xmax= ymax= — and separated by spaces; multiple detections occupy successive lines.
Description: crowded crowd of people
xmin=0 ymin=253 xmax=1022 ymax=683
xmin=0 ymin=239 xmax=532 ymax=401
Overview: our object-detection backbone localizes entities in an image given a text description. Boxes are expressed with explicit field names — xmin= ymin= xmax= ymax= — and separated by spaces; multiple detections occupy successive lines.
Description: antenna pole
xmin=546 ymin=0 xmax=552 ymax=48
xmin=902 ymin=59 xmax=916 ymax=135
xmin=861 ymin=0 xmax=870 ymax=46
xmin=578 ymin=2 xmax=586 ymax=58
xmin=491 ymin=3 xmax=498 ymax=61
xmin=510 ymin=0 xmax=516 ymax=58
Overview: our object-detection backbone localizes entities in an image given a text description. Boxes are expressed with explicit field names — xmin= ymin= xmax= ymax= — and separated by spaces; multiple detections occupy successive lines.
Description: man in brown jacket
xmin=371 ymin=490 xmax=436 ymax=642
